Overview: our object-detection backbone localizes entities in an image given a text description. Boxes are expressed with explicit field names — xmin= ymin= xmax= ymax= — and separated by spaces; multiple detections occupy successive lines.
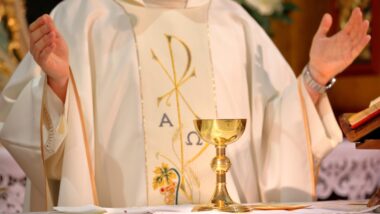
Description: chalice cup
xmin=192 ymin=119 xmax=250 ymax=212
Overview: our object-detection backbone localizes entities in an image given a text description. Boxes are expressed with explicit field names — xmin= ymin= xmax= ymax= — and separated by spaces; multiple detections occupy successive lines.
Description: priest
xmin=0 ymin=0 xmax=370 ymax=211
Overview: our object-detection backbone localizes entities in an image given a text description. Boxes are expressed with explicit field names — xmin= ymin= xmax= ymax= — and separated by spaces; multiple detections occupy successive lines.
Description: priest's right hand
xmin=29 ymin=14 xmax=69 ymax=102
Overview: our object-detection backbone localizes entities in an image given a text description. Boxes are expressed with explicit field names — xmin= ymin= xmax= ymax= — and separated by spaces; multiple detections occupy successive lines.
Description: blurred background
xmin=0 ymin=0 xmax=379 ymax=213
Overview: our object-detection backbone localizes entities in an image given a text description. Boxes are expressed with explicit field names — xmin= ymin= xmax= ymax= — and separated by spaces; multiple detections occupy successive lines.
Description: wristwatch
xmin=302 ymin=65 xmax=336 ymax=94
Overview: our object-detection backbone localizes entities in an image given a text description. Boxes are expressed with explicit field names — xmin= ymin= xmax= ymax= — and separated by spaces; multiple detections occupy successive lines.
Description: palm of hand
xmin=309 ymin=8 xmax=371 ymax=84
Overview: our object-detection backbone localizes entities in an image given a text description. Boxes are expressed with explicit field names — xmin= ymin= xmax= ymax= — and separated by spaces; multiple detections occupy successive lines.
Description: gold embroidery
xmin=119 ymin=0 xmax=216 ymax=204
xmin=154 ymin=35 xmax=198 ymax=118
xmin=151 ymin=34 xmax=212 ymax=202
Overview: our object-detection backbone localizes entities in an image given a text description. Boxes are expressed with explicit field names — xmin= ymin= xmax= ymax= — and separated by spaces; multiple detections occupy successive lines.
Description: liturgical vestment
xmin=0 ymin=0 xmax=342 ymax=210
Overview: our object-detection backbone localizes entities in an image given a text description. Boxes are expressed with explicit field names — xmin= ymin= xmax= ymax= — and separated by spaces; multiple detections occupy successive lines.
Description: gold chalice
xmin=192 ymin=119 xmax=250 ymax=212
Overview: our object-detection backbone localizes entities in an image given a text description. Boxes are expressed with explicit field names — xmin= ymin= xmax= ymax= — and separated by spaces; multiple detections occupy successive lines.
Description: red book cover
xmin=349 ymin=97 xmax=380 ymax=129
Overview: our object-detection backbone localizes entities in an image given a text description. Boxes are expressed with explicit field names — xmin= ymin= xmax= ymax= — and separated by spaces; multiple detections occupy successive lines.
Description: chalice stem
xmin=211 ymin=146 xmax=234 ymax=207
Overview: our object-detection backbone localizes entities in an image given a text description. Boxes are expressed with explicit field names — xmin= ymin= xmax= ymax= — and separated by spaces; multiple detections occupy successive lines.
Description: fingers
xmin=315 ymin=13 xmax=333 ymax=38
xmin=40 ymin=43 xmax=56 ymax=62
xmin=351 ymin=35 xmax=371 ymax=59
xmin=29 ymin=14 xmax=48 ymax=32
xmin=352 ymin=19 xmax=370 ymax=48
xmin=30 ymin=14 xmax=54 ymax=43
xmin=343 ymin=8 xmax=370 ymax=59
xmin=33 ymin=31 xmax=56 ymax=59
xmin=29 ymin=14 xmax=58 ymax=61
xmin=345 ymin=8 xmax=364 ymax=44
xmin=343 ymin=8 xmax=363 ymax=35
xmin=333 ymin=7 xmax=370 ymax=61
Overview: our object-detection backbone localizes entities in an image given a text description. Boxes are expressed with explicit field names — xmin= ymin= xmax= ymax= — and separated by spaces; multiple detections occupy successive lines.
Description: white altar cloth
xmin=40 ymin=201 xmax=379 ymax=214
xmin=0 ymin=147 xmax=26 ymax=213
xmin=317 ymin=140 xmax=380 ymax=200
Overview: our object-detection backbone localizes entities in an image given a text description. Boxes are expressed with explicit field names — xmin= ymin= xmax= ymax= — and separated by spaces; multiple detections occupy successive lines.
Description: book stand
xmin=339 ymin=113 xmax=380 ymax=207
xmin=339 ymin=114 xmax=380 ymax=149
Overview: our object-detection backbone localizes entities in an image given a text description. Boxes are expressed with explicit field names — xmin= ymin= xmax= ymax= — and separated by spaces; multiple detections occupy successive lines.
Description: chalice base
xmin=192 ymin=203 xmax=251 ymax=213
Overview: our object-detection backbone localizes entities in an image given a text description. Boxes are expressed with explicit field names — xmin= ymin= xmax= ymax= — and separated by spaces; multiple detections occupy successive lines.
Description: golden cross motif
xmin=153 ymin=34 xmax=199 ymax=118
xmin=151 ymin=34 xmax=210 ymax=202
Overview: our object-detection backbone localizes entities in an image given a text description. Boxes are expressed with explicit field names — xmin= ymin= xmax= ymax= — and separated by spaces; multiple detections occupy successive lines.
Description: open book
xmin=338 ymin=95 xmax=380 ymax=149
xmin=349 ymin=96 xmax=380 ymax=129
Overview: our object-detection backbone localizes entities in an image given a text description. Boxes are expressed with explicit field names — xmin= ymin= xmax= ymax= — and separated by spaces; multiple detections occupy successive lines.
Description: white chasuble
xmin=0 ymin=0 xmax=344 ymax=210
xmin=120 ymin=1 xmax=217 ymax=205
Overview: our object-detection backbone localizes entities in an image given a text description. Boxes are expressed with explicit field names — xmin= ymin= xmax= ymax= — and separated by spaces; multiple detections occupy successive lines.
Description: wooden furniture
xmin=339 ymin=114 xmax=380 ymax=149
xmin=339 ymin=113 xmax=380 ymax=207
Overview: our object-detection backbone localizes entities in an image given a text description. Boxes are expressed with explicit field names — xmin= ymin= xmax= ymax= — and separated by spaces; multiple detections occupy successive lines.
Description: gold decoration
xmin=151 ymin=34 xmax=212 ymax=203
xmin=0 ymin=0 xmax=29 ymax=90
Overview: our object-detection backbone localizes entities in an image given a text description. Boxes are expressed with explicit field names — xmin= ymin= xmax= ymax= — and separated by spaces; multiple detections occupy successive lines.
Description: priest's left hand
xmin=309 ymin=7 xmax=371 ymax=85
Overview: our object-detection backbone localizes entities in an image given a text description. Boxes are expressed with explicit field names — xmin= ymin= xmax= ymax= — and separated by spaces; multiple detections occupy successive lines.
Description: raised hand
xmin=309 ymin=7 xmax=371 ymax=85
xmin=29 ymin=14 xmax=69 ymax=102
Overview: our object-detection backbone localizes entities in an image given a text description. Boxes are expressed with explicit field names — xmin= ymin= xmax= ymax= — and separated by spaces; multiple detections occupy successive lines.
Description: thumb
xmin=315 ymin=13 xmax=333 ymax=38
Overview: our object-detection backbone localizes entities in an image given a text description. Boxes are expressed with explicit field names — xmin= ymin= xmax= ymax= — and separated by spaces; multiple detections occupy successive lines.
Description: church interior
xmin=0 ymin=0 xmax=379 ymax=213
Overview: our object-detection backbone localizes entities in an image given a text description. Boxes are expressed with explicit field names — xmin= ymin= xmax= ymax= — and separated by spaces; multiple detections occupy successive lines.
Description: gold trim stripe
xmin=69 ymin=69 xmax=99 ymax=205
xmin=40 ymin=71 xmax=99 ymax=209
xmin=297 ymin=78 xmax=316 ymax=200
xmin=39 ymin=78 xmax=52 ymax=211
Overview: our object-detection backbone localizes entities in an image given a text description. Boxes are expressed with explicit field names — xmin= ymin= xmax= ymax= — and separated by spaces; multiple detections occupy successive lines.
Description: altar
xmin=18 ymin=201 xmax=380 ymax=213
xmin=1 ymin=140 xmax=380 ymax=213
